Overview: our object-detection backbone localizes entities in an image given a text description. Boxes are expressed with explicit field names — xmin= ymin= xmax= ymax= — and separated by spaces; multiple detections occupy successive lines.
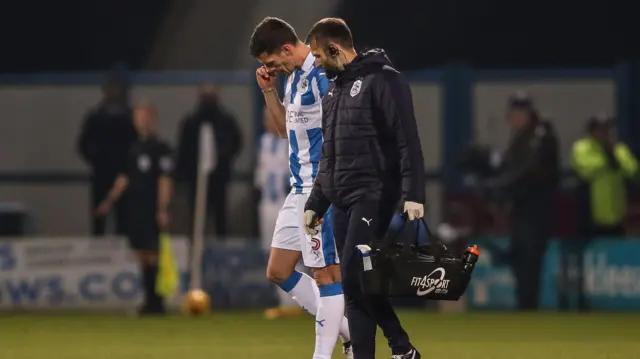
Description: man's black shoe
xmin=391 ymin=348 xmax=421 ymax=359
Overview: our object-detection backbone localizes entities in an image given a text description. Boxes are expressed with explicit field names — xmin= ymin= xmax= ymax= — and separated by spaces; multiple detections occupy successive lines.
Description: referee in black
xmin=96 ymin=100 xmax=174 ymax=315
xmin=303 ymin=18 xmax=426 ymax=359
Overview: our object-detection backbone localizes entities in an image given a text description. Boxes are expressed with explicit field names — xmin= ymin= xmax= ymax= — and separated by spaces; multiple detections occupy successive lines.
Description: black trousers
xmin=509 ymin=207 xmax=551 ymax=311
xmin=127 ymin=203 xmax=162 ymax=310
xmin=333 ymin=196 xmax=411 ymax=359
xmin=91 ymin=176 xmax=127 ymax=236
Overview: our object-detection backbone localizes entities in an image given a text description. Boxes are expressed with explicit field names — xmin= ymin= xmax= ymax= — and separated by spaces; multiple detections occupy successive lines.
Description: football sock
xmin=276 ymin=286 xmax=298 ymax=307
xmin=279 ymin=271 xmax=351 ymax=343
xmin=275 ymin=263 xmax=305 ymax=307
xmin=142 ymin=264 xmax=158 ymax=307
xmin=313 ymin=282 xmax=345 ymax=359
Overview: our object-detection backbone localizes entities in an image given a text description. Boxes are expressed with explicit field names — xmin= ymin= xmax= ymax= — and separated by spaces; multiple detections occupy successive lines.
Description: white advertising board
xmin=0 ymin=236 xmax=188 ymax=310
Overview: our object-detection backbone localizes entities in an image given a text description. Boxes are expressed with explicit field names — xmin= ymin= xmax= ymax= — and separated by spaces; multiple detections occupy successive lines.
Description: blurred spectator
xmin=96 ymin=100 xmax=174 ymax=315
xmin=562 ymin=115 xmax=638 ymax=311
xmin=77 ymin=74 xmax=137 ymax=236
xmin=572 ymin=115 xmax=639 ymax=237
xmin=481 ymin=93 xmax=559 ymax=310
xmin=176 ymin=84 xmax=242 ymax=237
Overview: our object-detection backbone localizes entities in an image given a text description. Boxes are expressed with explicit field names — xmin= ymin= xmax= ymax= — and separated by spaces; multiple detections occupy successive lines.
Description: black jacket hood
xmin=337 ymin=48 xmax=394 ymax=83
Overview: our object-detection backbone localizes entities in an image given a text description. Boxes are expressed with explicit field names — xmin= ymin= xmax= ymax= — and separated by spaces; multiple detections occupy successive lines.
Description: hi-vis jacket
xmin=572 ymin=138 xmax=638 ymax=226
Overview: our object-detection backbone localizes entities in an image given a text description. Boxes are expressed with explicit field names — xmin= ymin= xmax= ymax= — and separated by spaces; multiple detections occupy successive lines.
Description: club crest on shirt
xmin=137 ymin=154 xmax=151 ymax=172
xmin=350 ymin=80 xmax=362 ymax=97
xmin=299 ymin=79 xmax=309 ymax=93
xmin=159 ymin=156 xmax=173 ymax=172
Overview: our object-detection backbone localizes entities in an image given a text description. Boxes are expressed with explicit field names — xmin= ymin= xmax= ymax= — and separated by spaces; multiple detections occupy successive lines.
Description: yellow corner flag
xmin=156 ymin=232 xmax=179 ymax=298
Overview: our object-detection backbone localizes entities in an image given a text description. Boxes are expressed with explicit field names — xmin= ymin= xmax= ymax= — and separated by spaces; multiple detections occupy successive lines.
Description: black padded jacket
xmin=305 ymin=49 xmax=426 ymax=215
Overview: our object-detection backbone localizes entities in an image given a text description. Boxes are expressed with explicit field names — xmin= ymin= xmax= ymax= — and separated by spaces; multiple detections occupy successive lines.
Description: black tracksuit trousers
xmin=332 ymin=195 xmax=412 ymax=359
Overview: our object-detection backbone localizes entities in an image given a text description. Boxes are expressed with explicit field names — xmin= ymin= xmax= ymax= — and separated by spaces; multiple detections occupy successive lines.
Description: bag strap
xmin=401 ymin=217 xmax=431 ymax=254
xmin=378 ymin=213 xmax=432 ymax=253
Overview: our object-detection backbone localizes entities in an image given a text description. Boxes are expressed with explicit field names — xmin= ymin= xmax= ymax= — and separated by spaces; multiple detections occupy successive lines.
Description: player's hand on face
xmin=95 ymin=201 xmax=112 ymax=216
xmin=404 ymin=201 xmax=425 ymax=221
xmin=303 ymin=210 xmax=322 ymax=236
xmin=157 ymin=210 xmax=170 ymax=229
xmin=256 ymin=66 xmax=277 ymax=91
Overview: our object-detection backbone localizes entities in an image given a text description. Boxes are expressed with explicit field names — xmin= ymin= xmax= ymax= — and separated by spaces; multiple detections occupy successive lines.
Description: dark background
xmin=1 ymin=0 xmax=638 ymax=72
xmin=0 ymin=1 xmax=169 ymax=72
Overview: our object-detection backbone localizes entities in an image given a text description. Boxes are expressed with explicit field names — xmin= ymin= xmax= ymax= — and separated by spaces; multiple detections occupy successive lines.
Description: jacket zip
xmin=329 ymin=87 xmax=342 ymax=198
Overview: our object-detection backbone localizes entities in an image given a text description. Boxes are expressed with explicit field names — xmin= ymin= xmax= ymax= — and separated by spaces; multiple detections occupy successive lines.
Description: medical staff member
xmin=304 ymin=18 xmax=425 ymax=359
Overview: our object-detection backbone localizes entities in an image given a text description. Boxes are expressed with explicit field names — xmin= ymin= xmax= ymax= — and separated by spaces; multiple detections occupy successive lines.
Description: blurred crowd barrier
xmin=0 ymin=237 xmax=275 ymax=310
xmin=468 ymin=237 xmax=640 ymax=310
xmin=0 ymin=236 xmax=190 ymax=310
xmin=0 ymin=236 xmax=276 ymax=310
xmin=1 ymin=65 xmax=636 ymax=236
xmin=3 ymin=236 xmax=639 ymax=311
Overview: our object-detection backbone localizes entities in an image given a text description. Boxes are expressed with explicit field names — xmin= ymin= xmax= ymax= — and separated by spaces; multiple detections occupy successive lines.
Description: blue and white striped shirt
xmin=284 ymin=52 xmax=330 ymax=194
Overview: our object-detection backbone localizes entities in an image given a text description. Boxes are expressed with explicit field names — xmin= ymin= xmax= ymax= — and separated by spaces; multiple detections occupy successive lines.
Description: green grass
xmin=1 ymin=311 xmax=639 ymax=358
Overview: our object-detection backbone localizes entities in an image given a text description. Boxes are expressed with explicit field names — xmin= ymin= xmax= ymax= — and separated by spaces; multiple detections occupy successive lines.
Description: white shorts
xmin=271 ymin=192 xmax=338 ymax=268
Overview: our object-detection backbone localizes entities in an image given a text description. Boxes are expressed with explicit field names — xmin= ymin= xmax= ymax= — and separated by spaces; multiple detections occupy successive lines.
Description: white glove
xmin=303 ymin=210 xmax=321 ymax=236
xmin=404 ymin=201 xmax=424 ymax=220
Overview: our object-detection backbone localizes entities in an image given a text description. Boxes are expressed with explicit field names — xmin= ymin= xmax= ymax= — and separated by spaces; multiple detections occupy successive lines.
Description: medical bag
xmin=358 ymin=217 xmax=479 ymax=300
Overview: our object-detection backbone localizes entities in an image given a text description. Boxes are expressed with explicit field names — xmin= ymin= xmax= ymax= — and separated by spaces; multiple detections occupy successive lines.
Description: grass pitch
xmin=1 ymin=310 xmax=639 ymax=359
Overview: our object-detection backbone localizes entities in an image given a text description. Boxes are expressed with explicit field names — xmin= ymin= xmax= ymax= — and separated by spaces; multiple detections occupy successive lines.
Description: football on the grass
xmin=184 ymin=289 xmax=210 ymax=315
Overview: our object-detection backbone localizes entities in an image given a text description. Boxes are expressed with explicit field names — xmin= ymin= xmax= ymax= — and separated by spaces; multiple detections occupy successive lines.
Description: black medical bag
xmin=358 ymin=217 xmax=480 ymax=301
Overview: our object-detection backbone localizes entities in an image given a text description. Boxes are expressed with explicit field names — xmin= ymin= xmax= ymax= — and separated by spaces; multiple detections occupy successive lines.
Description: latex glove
xmin=404 ymin=201 xmax=424 ymax=220
xmin=303 ymin=210 xmax=321 ymax=236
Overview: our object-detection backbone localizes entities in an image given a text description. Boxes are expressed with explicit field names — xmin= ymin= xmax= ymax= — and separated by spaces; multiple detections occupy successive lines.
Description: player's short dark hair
xmin=306 ymin=18 xmax=354 ymax=49
xmin=249 ymin=17 xmax=299 ymax=58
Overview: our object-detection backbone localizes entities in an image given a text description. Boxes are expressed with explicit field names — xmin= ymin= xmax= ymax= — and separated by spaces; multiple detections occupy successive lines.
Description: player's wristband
xmin=262 ymin=88 xmax=276 ymax=94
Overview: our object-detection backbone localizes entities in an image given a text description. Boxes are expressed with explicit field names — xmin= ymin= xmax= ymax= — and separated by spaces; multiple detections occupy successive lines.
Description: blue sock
xmin=277 ymin=271 xmax=302 ymax=293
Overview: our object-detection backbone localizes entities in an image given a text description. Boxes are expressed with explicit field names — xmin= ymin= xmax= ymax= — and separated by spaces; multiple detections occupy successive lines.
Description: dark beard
xmin=323 ymin=67 xmax=342 ymax=80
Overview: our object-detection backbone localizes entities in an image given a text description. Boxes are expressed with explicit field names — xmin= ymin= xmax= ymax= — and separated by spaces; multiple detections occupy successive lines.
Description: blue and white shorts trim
xmin=271 ymin=192 xmax=338 ymax=268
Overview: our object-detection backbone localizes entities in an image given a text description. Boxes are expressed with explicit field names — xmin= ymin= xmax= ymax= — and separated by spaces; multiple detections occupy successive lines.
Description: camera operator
xmin=481 ymin=93 xmax=559 ymax=310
